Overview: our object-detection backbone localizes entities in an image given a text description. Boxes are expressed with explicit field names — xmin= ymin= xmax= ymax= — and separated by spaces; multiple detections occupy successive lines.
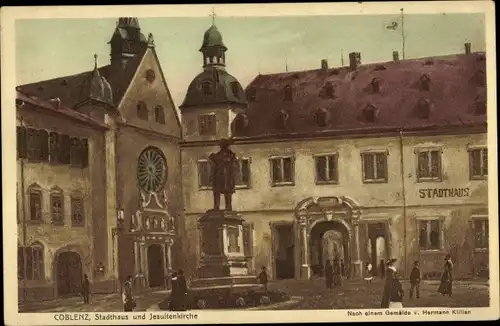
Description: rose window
xmin=137 ymin=147 xmax=167 ymax=192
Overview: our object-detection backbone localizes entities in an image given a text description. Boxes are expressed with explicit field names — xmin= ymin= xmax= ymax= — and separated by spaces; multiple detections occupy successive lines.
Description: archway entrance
xmin=366 ymin=222 xmax=390 ymax=276
xmin=56 ymin=252 xmax=83 ymax=297
xmin=147 ymin=244 xmax=165 ymax=288
xmin=309 ymin=221 xmax=350 ymax=277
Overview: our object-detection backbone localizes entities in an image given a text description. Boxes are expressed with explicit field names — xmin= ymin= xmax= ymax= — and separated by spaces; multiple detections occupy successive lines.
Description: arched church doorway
xmin=309 ymin=221 xmax=350 ymax=278
xmin=56 ymin=251 xmax=83 ymax=297
xmin=147 ymin=244 xmax=165 ymax=288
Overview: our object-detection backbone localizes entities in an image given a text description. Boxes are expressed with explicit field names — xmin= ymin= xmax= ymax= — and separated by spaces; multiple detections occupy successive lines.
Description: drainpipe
xmin=399 ymin=129 xmax=408 ymax=278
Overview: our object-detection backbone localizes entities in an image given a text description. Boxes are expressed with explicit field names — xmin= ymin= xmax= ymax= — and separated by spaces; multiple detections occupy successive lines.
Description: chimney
xmin=321 ymin=59 xmax=328 ymax=73
xmin=49 ymin=97 xmax=61 ymax=109
xmin=393 ymin=51 xmax=400 ymax=62
xmin=349 ymin=52 xmax=361 ymax=70
xmin=465 ymin=42 xmax=471 ymax=55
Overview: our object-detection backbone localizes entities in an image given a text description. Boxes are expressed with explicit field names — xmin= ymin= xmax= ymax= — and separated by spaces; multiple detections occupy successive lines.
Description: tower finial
xmin=210 ymin=7 xmax=217 ymax=25
xmin=94 ymin=53 xmax=98 ymax=69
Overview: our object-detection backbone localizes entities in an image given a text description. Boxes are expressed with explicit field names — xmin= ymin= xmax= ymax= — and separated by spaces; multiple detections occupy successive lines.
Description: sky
xmin=15 ymin=13 xmax=485 ymax=108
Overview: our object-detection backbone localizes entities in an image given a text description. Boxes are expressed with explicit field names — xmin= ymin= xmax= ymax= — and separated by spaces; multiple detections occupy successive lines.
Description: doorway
xmin=274 ymin=224 xmax=295 ymax=279
xmin=366 ymin=223 xmax=388 ymax=276
xmin=56 ymin=251 xmax=83 ymax=297
xmin=147 ymin=244 xmax=165 ymax=288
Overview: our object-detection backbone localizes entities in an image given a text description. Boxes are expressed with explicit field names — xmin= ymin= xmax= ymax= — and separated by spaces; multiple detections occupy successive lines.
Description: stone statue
xmin=209 ymin=138 xmax=237 ymax=211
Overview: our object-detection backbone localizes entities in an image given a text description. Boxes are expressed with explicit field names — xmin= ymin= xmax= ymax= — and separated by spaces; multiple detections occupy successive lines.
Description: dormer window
xmin=419 ymin=74 xmax=431 ymax=91
xmin=231 ymin=82 xmax=240 ymax=98
xmin=324 ymin=82 xmax=335 ymax=98
xmin=283 ymin=85 xmax=293 ymax=101
xmin=315 ymin=108 xmax=329 ymax=127
xmin=371 ymin=78 xmax=381 ymax=93
xmin=361 ymin=104 xmax=378 ymax=123
xmin=275 ymin=109 xmax=289 ymax=129
xmin=416 ymin=99 xmax=431 ymax=119
xmin=247 ymin=87 xmax=257 ymax=101
xmin=232 ymin=113 xmax=249 ymax=134
xmin=201 ymin=81 xmax=212 ymax=95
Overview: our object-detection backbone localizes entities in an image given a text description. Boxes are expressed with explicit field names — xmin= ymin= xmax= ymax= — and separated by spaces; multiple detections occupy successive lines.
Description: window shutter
xmin=81 ymin=139 xmax=89 ymax=168
xmin=39 ymin=130 xmax=49 ymax=161
xmin=17 ymin=126 xmax=27 ymax=158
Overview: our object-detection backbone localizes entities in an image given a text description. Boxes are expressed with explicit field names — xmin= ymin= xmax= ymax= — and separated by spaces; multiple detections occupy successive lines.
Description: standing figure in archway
xmin=324 ymin=260 xmax=334 ymax=289
xmin=209 ymin=139 xmax=236 ymax=211
xmin=332 ymin=257 xmax=342 ymax=287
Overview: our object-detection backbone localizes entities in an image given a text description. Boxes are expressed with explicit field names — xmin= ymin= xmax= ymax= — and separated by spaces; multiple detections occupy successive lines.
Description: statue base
xmin=193 ymin=209 xmax=260 ymax=289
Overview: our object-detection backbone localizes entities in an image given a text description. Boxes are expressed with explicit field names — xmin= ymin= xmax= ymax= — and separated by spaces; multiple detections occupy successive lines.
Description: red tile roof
xmin=238 ymin=52 xmax=487 ymax=138
xmin=16 ymin=91 xmax=107 ymax=129
xmin=16 ymin=54 xmax=144 ymax=109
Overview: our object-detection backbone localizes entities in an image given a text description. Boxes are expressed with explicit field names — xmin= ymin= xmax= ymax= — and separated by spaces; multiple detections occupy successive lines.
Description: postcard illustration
xmin=2 ymin=2 xmax=498 ymax=325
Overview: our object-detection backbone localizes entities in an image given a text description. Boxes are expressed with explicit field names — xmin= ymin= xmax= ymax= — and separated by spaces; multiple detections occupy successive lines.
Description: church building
xmin=16 ymin=17 xmax=185 ymax=302
xmin=180 ymin=24 xmax=489 ymax=281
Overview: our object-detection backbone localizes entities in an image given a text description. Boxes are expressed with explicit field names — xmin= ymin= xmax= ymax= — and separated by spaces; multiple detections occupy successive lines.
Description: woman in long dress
xmin=437 ymin=254 xmax=453 ymax=297
xmin=388 ymin=274 xmax=404 ymax=308
xmin=381 ymin=259 xmax=396 ymax=308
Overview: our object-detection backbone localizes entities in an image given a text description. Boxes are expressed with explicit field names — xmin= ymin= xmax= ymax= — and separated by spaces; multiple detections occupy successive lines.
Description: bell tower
xmin=199 ymin=10 xmax=227 ymax=70
xmin=108 ymin=17 xmax=148 ymax=71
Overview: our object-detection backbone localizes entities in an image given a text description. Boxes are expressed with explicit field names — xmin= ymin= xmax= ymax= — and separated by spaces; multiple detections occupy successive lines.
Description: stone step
xmin=190 ymin=276 xmax=261 ymax=289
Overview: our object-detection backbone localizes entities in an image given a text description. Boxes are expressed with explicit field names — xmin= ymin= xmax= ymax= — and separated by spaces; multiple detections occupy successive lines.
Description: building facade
xmin=180 ymin=24 xmax=488 ymax=281
xmin=16 ymin=17 xmax=185 ymax=302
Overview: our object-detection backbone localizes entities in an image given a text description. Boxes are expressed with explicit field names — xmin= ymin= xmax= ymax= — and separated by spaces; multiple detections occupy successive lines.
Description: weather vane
xmin=210 ymin=7 xmax=217 ymax=25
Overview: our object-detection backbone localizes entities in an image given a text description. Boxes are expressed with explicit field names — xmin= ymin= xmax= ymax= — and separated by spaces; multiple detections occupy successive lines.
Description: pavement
xmin=18 ymin=278 xmax=489 ymax=312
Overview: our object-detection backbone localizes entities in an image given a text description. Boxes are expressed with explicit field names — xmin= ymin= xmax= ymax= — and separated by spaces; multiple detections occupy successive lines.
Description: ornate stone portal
xmin=294 ymin=196 xmax=363 ymax=280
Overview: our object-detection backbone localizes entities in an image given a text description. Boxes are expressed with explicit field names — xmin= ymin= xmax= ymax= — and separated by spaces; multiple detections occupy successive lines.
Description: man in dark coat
xmin=381 ymin=259 xmax=396 ymax=308
xmin=170 ymin=270 xmax=189 ymax=311
xmin=257 ymin=266 xmax=269 ymax=291
xmin=81 ymin=274 xmax=91 ymax=304
xmin=209 ymin=139 xmax=236 ymax=211
xmin=325 ymin=260 xmax=334 ymax=289
xmin=332 ymin=258 xmax=342 ymax=287
xmin=409 ymin=261 xmax=421 ymax=299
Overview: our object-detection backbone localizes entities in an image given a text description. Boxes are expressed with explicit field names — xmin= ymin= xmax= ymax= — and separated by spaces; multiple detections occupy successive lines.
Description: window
xmin=50 ymin=188 xmax=64 ymax=225
xmin=197 ymin=159 xmax=212 ymax=189
xmin=198 ymin=114 xmax=216 ymax=135
xmin=137 ymin=101 xmax=148 ymax=121
xmin=362 ymin=152 xmax=388 ymax=183
xmin=371 ymin=78 xmax=381 ymax=93
xmin=145 ymin=69 xmax=156 ymax=83
xmin=202 ymin=81 xmax=212 ymax=95
xmin=71 ymin=196 xmax=84 ymax=226
xmin=283 ymin=85 xmax=293 ymax=101
xmin=231 ymin=82 xmax=240 ymax=97
xmin=69 ymin=137 xmax=82 ymax=166
xmin=247 ymin=87 xmax=257 ymax=101
xmin=242 ymin=222 xmax=254 ymax=258
xmin=28 ymin=185 xmax=42 ymax=222
xmin=473 ymin=218 xmax=489 ymax=249
xmin=315 ymin=154 xmax=338 ymax=184
xmin=362 ymin=105 xmax=378 ymax=123
xmin=416 ymin=99 xmax=431 ymax=119
xmin=155 ymin=105 xmax=165 ymax=124
xmin=60 ymin=134 xmax=71 ymax=164
xmin=26 ymin=128 xmax=41 ymax=161
xmin=17 ymin=126 xmax=27 ymax=159
xmin=275 ymin=109 xmax=289 ymax=129
xmin=324 ymin=82 xmax=335 ymax=98
xmin=232 ymin=113 xmax=248 ymax=133
xmin=227 ymin=226 xmax=240 ymax=253
xmin=234 ymin=159 xmax=251 ymax=188
xmin=18 ymin=244 xmax=45 ymax=281
xmin=315 ymin=109 xmax=328 ymax=127
xmin=469 ymin=148 xmax=487 ymax=179
xmin=270 ymin=156 xmax=294 ymax=186
xmin=418 ymin=219 xmax=442 ymax=250
xmin=49 ymin=132 xmax=60 ymax=163
xmin=419 ymin=74 xmax=431 ymax=91
xmin=416 ymin=148 xmax=442 ymax=182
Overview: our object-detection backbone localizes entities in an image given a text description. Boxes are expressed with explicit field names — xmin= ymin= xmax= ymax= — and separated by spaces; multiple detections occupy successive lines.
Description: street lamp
xmin=112 ymin=208 xmax=125 ymax=292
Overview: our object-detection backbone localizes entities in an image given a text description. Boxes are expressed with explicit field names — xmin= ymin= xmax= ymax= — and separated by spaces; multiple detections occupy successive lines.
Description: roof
xmin=237 ymin=52 xmax=487 ymax=138
xmin=16 ymin=91 xmax=107 ymax=129
xmin=200 ymin=25 xmax=226 ymax=51
xmin=16 ymin=53 xmax=144 ymax=109
xmin=180 ymin=67 xmax=247 ymax=110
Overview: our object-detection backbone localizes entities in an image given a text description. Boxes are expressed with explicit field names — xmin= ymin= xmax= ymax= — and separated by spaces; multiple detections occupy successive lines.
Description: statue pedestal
xmin=191 ymin=209 xmax=259 ymax=288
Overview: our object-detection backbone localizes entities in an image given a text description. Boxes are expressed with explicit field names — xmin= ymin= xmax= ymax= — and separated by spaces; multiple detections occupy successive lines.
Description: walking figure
xmin=325 ymin=260 xmax=334 ymax=289
xmin=380 ymin=258 xmax=397 ymax=308
xmin=81 ymin=274 xmax=91 ymax=304
xmin=437 ymin=254 xmax=453 ymax=297
xmin=257 ymin=266 xmax=269 ymax=291
xmin=170 ymin=270 xmax=188 ymax=311
xmin=122 ymin=275 xmax=136 ymax=312
xmin=409 ymin=261 xmax=421 ymax=299
xmin=364 ymin=262 xmax=373 ymax=284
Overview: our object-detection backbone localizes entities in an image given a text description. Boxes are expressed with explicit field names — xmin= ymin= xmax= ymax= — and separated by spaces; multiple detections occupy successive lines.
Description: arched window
xmin=69 ymin=137 xmax=82 ymax=166
xmin=137 ymin=101 xmax=148 ymax=121
xmin=231 ymin=82 xmax=240 ymax=98
xmin=154 ymin=105 xmax=165 ymax=124
xmin=362 ymin=105 xmax=378 ymax=123
xmin=275 ymin=109 xmax=289 ymax=129
xmin=416 ymin=99 xmax=431 ymax=119
xmin=315 ymin=108 xmax=329 ymax=127
xmin=50 ymin=187 xmax=64 ymax=225
xmin=283 ymin=85 xmax=293 ymax=101
xmin=419 ymin=74 xmax=431 ymax=91
xmin=324 ymin=82 xmax=335 ymax=98
xmin=28 ymin=183 xmax=43 ymax=222
xmin=71 ymin=193 xmax=85 ymax=227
